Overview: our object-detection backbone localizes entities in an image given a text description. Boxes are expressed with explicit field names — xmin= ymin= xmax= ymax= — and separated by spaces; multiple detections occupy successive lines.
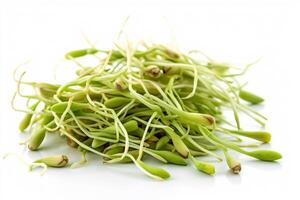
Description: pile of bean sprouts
xmin=13 ymin=42 xmax=281 ymax=180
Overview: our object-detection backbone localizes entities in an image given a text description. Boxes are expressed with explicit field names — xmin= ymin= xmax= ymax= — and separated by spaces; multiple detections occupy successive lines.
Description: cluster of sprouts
xmin=12 ymin=42 xmax=281 ymax=180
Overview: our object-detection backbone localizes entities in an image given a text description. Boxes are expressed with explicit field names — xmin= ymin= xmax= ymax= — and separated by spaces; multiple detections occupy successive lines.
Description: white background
xmin=1 ymin=0 xmax=300 ymax=199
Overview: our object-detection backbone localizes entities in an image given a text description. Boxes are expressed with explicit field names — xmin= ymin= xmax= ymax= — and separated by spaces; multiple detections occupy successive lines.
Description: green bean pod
xmin=19 ymin=102 xmax=39 ymax=132
xmin=148 ymin=150 xmax=187 ymax=165
xmin=155 ymin=136 xmax=170 ymax=150
xmin=224 ymin=150 xmax=241 ymax=174
xmin=91 ymin=139 xmax=107 ymax=148
xmin=114 ymin=150 xmax=140 ymax=163
xmin=179 ymin=112 xmax=215 ymax=127
xmin=104 ymin=146 xmax=124 ymax=155
xmin=164 ymin=128 xmax=189 ymax=158
xmin=28 ymin=126 xmax=46 ymax=151
xmin=90 ymin=120 xmax=138 ymax=136
xmin=239 ymin=90 xmax=264 ymax=104
xmin=227 ymin=130 xmax=271 ymax=143
xmin=51 ymin=102 xmax=90 ymax=113
xmin=104 ymin=97 xmax=131 ymax=108
xmin=28 ymin=117 xmax=54 ymax=151
xmin=34 ymin=155 xmax=69 ymax=167
xmin=128 ymin=128 xmax=144 ymax=138
xmin=136 ymin=160 xmax=170 ymax=180
xmin=65 ymin=48 xmax=98 ymax=59
xmin=132 ymin=82 xmax=161 ymax=95
xmin=247 ymin=150 xmax=282 ymax=161
xmin=189 ymin=149 xmax=207 ymax=157
xmin=189 ymin=155 xmax=215 ymax=175
xmin=90 ymin=131 xmax=117 ymax=139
